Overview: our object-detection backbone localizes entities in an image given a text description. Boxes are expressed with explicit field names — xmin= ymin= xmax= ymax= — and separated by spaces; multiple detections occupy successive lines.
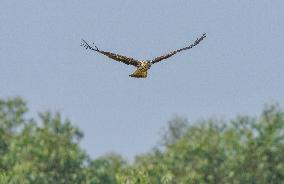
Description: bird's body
xmin=81 ymin=33 xmax=206 ymax=78
xmin=129 ymin=61 xmax=151 ymax=78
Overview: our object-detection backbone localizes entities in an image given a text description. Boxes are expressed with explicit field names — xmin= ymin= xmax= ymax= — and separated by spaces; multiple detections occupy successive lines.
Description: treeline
xmin=0 ymin=97 xmax=283 ymax=184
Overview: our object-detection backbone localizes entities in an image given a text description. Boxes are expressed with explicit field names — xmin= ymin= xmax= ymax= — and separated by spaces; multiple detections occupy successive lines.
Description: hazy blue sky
xmin=1 ymin=0 xmax=284 ymax=159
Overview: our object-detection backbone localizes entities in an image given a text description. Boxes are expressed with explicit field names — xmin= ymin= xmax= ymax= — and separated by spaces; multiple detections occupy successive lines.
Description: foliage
xmin=0 ymin=97 xmax=284 ymax=183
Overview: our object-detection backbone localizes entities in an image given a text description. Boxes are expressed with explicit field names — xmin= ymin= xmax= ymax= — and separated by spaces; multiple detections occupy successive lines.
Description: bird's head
xmin=140 ymin=60 xmax=152 ymax=69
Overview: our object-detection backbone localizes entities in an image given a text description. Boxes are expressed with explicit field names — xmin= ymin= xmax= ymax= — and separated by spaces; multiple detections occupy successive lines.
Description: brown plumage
xmin=81 ymin=33 xmax=206 ymax=78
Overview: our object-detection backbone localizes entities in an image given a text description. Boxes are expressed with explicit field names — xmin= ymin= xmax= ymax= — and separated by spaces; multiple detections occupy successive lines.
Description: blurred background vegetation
xmin=0 ymin=97 xmax=283 ymax=184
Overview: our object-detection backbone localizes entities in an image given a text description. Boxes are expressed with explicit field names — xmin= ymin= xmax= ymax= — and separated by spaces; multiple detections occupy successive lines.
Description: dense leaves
xmin=0 ymin=97 xmax=283 ymax=184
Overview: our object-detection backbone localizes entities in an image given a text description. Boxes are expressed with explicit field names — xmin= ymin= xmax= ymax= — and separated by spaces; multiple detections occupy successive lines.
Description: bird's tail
xmin=129 ymin=69 xmax=147 ymax=78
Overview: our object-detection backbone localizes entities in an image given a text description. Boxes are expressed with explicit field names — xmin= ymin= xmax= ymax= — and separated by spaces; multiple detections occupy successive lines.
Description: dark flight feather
xmin=81 ymin=39 xmax=140 ymax=67
xmin=151 ymin=33 xmax=206 ymax=64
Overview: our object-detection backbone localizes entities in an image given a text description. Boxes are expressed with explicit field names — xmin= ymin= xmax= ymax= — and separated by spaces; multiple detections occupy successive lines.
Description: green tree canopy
xmin=0 ymin=97 xmax=283 ymax=184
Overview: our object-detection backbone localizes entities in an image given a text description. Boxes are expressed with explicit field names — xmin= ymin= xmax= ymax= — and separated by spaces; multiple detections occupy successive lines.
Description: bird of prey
xmin=81 ymin=33 xmax=206 ymax=78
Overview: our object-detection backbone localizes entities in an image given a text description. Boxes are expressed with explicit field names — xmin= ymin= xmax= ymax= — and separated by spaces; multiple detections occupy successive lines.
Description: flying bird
xmin=81 ymin=33 xmax=206 ymax=78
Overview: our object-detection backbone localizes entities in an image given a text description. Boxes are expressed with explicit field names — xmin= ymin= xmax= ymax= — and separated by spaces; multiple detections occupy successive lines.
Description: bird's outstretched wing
xmin=151 ymin=33 xmax=206 ymax=64
xmin=81 ymin=39 xmax=140 ymax=67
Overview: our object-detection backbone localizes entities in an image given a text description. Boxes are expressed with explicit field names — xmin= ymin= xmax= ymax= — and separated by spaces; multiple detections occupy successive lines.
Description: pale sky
xmin=1 ymin=0 xmax=284 ymax=159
